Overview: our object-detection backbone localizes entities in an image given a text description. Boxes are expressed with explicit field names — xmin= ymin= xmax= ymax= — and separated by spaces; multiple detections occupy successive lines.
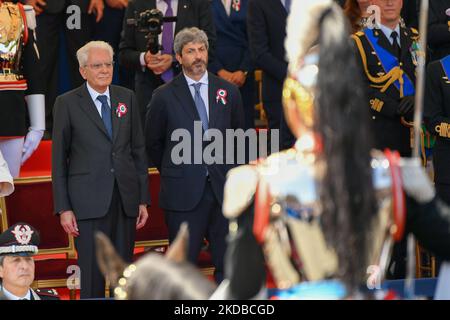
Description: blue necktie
xmin=161 ymin=0 xmax=174 ymax=83
xmin=97 ymin=95 xmax=113 ymax=139
xmin=192 ymin=83 xmax=209 ymax=131
xmin=284 ymin=0 xmax=291 ymax=13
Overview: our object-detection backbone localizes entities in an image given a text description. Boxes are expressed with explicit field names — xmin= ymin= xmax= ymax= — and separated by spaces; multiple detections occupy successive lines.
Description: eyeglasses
xmin=84 ymin=62 xmax=115 ymax=70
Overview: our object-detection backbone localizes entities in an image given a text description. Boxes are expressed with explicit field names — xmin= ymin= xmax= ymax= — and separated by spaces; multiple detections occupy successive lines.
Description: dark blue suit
xmin=247 ymin=0 xmax=295 ymax=150
xmin=145 ymin=72 xmax=245 ymax=282
xmin=210 ymin=0 xmax=255 ymax=129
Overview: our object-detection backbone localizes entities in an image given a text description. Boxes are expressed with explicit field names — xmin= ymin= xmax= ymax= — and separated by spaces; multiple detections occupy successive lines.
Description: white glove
xmin=22 ymin=94 xmax=45 ymax=164
xmin=21 ymin=129 xmax=44 ymax=164
xmin=400 ymin=157 xmax=436 ymax=204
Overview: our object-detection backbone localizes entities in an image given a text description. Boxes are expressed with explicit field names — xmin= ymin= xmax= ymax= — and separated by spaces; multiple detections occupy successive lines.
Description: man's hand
xmin=230 ymin=70 xmax=246 ymax=87
xmin=60 ymin=211 xmax=80 ymax=237
xmin=218 ymin=69 xmax=234 ymax=83
xmin=105 ymin=0 xmax=128 ymax=9
xmin=145 ymin=52 xmax=172 ymax=74
xmin=136 ymin=205 xmax=149 ymax=230
xmin=21 ymin=129 xmax=44 ymax=165
xmin=23 ymin=0 xmax=47 ymax=15
xmin=88 ymin=0 xmax=105 ymax=22
xmin=397 ymin=96 xmax=415 ymax=116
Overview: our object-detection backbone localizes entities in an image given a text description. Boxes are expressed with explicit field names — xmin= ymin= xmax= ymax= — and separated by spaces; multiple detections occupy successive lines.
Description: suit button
xmin=112 ymin=152 xmax=116 ymax=157
xmin=110 ymin=168 xmax=115 ymax=173
xmin=372 ymin=116 xmax=376 ymax=120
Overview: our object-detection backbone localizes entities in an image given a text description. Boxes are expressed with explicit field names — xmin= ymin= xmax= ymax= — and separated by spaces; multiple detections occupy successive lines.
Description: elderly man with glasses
xmin=52 ymin=41 xmax=150 ymax=299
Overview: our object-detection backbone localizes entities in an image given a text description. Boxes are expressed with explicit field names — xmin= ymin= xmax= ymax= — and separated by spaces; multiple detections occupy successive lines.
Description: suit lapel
xmin=172 ymin=74 xmax=201 ymax=122
xmin=109 ymin=86 xmax=121 ymax=143
xmin=77 ymin=84 xmax=110 ymax=139
xmin=208 ymin=74 xmax=220 ymax=129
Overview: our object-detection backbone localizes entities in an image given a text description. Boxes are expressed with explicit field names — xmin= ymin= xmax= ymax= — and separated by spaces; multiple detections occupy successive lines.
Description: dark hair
xmin=344 ymin=0 xmax=362 ymax=33
xmin=315 ymin=4 xmax=377 ymax=292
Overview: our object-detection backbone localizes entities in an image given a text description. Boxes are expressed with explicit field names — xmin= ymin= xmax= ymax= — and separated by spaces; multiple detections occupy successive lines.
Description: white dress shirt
xmin=221 ymin=0 xmax=232 ymax=16
xmin=2 ymin=287 xmax=31 ymax=300
xmin=184 ymin=71 xmax=210 ymax=120
xmin=86 ymin=82 xmax=111 ymax=118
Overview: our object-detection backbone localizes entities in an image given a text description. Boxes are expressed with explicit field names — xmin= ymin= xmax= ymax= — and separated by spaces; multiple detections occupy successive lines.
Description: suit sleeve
xmin=118 ymin=0 xmax=144 ymax=71
xmin=198 ymin=0 xmax=217 ymax=66
xmin=247 ymin=0 xmax=287 ymax=82
xmin=130 ymin=91 xmax=151 ymax=206
xmin=352 ymin=38 xmax=400 ymax=118
xmin=424 ymin=61 xmax=450 ymax=138
xmin=145 ymin=90 xmax=167 ymax=171
xmin=406 ymin=196 xmax=450 ymax=260
xmin=51 ymin=96 xmax=72 ymax=214
xmin=428 ymin=3 xmax=450 ymax=49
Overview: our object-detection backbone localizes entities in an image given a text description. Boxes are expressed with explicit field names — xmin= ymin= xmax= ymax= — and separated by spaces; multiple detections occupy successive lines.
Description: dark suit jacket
xmin=247 ymin=0 xmax=288 ymax=103
xmin=145 ymin=72 xmax=244 ymax=211
xmin=428 ymin=0 xmax=450 ymax=62
xmin=119 ymin=0 xmax=216 ymax=118
xmin=209 ymin=0 xmax=253 ymax=74
xmin=353 ymin=27 xmax=417 ymax=157
xmin=52 ymin=84 xmax=150 ymax=221
xmin=424 ymin=59 xmax=450 ymax=184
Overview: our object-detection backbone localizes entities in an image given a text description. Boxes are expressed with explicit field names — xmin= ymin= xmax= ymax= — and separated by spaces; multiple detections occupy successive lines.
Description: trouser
xmin=75 ymin=183 xmax=136 ymax=299
xmin=164 ymin=178 xmax=228 ymax=283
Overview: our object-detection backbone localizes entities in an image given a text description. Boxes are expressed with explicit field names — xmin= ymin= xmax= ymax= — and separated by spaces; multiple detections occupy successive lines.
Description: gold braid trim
xmin=352 ymin=35 xmax=405 ymax=98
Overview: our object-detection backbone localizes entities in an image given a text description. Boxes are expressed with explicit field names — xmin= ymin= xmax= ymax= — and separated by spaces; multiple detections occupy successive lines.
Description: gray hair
xmin=76 ymin=41 xmax=114 ymax=67
xmin=173 ymin=27 xmax=209 ymax=55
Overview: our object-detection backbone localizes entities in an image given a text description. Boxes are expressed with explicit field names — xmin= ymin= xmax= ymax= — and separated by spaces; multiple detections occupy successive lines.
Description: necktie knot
xmin=164 ymin=0 xmax=171 ymax=6
xmin=193 ymin=82 xmax=202 ymax=93
xmin=390 ymin=31 xmax=398 ymax=42
xmin=97 ymin=95 xmax=109 ymax=106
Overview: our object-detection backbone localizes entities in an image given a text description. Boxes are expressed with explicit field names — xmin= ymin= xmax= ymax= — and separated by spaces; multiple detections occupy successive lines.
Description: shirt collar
xmin=86 ymin=82 xmax=110 ymax=102
xmin=1 ymin=286 xmax=31 ymax=300
xmin=378 ymin=23 xmax=401 ymax=41
xmin=184 ymin=72 xmax=209 ymax=87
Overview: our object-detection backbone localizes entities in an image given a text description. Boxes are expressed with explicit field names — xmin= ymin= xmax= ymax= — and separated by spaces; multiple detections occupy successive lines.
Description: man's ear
xmin=175 ymin=53 xmax=183 ymax=66
xmin=79 ymin=67 xmax=87 ymax=80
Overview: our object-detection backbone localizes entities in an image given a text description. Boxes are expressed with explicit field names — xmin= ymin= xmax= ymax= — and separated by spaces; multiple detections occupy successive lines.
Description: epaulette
xmin=36 ymin=288 xmax=60 ymax=298
xmin=354 ymin=31 xmax=364 ymax=37
xmin=410 ymin=27 xmax=419 ymax=41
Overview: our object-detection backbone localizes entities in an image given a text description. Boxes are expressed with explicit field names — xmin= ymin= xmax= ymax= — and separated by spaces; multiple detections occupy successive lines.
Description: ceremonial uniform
xmin=424 ymin=56 xmax=450 ymax=204
xmin=0 ymin=223 xmax=60 ymax=300
xmin=352 ymin=25 xmax=419 ymax=157
xmin=0 ymin=1 xmax=44 ymax=136
xmin=428 ymin=0 xmax=450 ymax=62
